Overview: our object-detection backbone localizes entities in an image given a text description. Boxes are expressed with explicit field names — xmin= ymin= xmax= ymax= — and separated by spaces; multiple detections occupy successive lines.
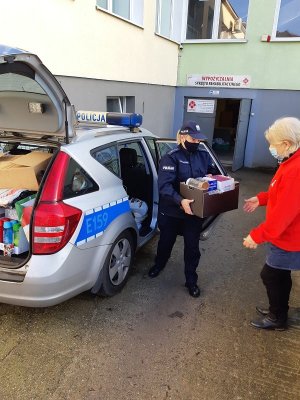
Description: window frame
xmin=106 ymin=96 xmax=135 ymax=113
xmin=63 ymin=158 xmax=99 ymax=200
xmin=118 ymin=139 xmax=151 ymax=175
xmin=91 ymin=143 xmax=121 ymax=178
xmin=183 ymin=0 xmax=249 ymax=43
xmin=271 ymin=0 xmax=300 ymax=42
xmin=155 ymin=0 xmax=183 ymax=43
xmin=96 ymin=0 xmax=144 ymax=28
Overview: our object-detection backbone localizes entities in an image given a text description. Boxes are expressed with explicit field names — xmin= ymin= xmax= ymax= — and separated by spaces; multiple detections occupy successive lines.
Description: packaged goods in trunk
xmin=0 ymin=152 xmax=52 ymax=190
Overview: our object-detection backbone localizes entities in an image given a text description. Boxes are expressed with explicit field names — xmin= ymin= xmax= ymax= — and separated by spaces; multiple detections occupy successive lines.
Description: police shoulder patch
xmin=162 ymin=165 xmax=175 ymax=171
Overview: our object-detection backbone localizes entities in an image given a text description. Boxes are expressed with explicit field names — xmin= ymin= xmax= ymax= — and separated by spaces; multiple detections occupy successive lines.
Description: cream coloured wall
xmin=0 ymin=0 xmax=179 ymax=86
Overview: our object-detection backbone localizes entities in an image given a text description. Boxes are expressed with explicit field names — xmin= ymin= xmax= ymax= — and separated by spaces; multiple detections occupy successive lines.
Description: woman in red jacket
xmin=243 ymin=117 xmax=300 ymax=331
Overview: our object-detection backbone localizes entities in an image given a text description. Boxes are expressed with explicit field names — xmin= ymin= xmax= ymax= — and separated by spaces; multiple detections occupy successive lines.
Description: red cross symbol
xmin=189 ymin=100 xmax=196 ymax=109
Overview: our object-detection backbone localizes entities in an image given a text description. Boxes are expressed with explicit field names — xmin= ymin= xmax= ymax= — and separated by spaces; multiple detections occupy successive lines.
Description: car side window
xmin=118 ymin=141 xmax=150 ymax=174
xmin=63 ymin=158 xmax=99 ymax=199
xmin=91 ymin=145 xmax=120 ymax=177
xmin=156 ymin=141 xmax=178 ymax=158
xmin=198 ymin=142 xmax=223 ymax=175
xmin=145 ymin=138 xmax=159 ymax=168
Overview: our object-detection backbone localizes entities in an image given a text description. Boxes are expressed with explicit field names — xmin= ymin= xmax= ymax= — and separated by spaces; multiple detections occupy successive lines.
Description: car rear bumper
xmin=0 ymin=243 xmax=110 ymax=307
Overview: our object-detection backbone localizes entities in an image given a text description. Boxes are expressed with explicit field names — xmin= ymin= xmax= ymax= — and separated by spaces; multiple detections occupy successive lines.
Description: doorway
xmin=212 ymin=99 xmax=240 ymax=166
xmin=183 ymin=97 xmax=251 ymax=171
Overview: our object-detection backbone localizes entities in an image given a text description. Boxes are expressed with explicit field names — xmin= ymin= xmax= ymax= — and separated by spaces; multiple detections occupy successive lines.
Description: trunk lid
xmin=0 ymin=44 xmax=75 ymax=142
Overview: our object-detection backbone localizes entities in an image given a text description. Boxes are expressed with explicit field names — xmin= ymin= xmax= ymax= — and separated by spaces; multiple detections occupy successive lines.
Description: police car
xmin=0 ymin=45 xmax=225 ymax=307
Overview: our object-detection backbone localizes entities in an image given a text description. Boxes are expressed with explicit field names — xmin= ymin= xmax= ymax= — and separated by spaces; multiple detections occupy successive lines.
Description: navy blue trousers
xmin=155 ymin=212 xmax=203 ymax=286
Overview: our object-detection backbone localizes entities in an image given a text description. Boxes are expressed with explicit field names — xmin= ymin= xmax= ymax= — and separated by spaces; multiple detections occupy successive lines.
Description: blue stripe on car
xmin=75 ymin=198 xmax=130 ymax=245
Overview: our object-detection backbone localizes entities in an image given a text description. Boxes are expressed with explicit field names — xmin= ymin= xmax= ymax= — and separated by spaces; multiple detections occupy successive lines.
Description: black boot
xmin=256 ymin=306 xmax=269 ymax=316
xmin=185 ymin=283 xmax=200 ymax=298
xmin=250 ymin=314 xmax=287 ymax=331
xmin=148 ymin=265 xmax=164 ymax=278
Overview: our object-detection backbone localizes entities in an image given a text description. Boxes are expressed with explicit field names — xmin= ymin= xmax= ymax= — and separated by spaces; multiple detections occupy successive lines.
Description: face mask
xmin=184 ymin=140 xmax=199 ymax=153
xmin=269 ymin=146 xmax=284 ymax=161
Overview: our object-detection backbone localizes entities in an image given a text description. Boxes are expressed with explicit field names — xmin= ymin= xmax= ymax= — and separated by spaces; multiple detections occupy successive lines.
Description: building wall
xmin=175 ymin=0 xmax=300 ymax=168
xmin=0 ymin=0 xmax=178 ymax=137
xmin=0 ymin=0 xmax=179 ymax=86
xmin=58 ymin=76 xmax=176 ymax=137
xmin=178 ymin=0 xmax=300 ymax=90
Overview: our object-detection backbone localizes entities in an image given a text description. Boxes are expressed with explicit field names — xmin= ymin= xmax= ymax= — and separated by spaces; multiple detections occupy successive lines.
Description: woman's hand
xmin=243 ymin=234 xmax=258 ymax=249
xmin=181 ymin=199 xmax=194 ymax=215
xmin=243 ymin=196 xmax=259 ymax=213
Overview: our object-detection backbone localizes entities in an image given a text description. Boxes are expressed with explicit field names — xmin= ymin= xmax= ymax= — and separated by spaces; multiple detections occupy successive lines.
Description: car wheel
xmin=99 ymin=231 xmax=134 ymax=297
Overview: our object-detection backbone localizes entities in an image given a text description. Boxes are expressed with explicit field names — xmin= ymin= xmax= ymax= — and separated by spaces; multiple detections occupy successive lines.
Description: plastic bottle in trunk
xmin=0 ymin=218 xmax=10 ymax=243
xmin=13 ymin=222 xmax=21 ymax=247
xmin=3 ymin=221 xmax=13 ymax=244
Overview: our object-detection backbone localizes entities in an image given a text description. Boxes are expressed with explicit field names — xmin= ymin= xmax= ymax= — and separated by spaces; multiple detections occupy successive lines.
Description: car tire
xmin=98 ymin=231 xmax=134 ymax=297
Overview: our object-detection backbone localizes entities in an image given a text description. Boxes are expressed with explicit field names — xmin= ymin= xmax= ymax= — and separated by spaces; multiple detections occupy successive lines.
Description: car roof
xmin=72 ymin=125 xmax=158 ymax=145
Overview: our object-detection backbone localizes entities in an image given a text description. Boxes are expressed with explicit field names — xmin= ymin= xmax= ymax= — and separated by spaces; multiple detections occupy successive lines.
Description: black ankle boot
xmin=250 ymin=314 xmax=287 ymax=331
xmin=148 ymin=265 xmax=163 ymax=278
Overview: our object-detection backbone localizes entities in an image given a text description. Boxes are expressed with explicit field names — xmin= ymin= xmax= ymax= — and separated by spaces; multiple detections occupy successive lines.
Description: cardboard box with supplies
xmin=180 ymin=181 xmax=239 ymax=218
xmin=0 ymin=152 xmax=52 ymax=190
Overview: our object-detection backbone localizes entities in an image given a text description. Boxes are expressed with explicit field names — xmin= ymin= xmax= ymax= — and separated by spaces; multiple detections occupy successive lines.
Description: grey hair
xmin=265 ymin=117 xmax=300 ymax=154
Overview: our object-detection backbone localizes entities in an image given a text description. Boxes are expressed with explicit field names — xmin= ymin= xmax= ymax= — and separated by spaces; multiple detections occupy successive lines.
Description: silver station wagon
xmin=0 ymin=44 xmax=226 ymax=307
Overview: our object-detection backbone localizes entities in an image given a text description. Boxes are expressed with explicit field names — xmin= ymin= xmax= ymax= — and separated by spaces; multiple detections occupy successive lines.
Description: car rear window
xmin=63 ymin=158 xmax=99 ymax=199
xmin=91 ymin=144 xmax=120 ymax=177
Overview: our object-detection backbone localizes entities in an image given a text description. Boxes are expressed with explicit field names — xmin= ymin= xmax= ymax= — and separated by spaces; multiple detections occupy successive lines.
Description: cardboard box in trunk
xmin=0 ymin=152 xmax=52 ymax=190
xmin=180 ymin=182 xmax=239 ymax=218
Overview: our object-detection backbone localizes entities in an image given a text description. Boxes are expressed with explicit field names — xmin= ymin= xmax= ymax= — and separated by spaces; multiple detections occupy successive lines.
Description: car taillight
xmin=32 ymin=202 xmax=82 ymax=255
xmin=32 ymin=152 xmax=82 ymax=255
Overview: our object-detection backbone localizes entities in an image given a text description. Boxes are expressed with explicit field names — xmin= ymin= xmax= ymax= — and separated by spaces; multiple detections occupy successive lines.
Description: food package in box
xmin=212 ymin=175 xmax=235 ymax=192
xmin=201 ymin=177 xmax=217 ymax=191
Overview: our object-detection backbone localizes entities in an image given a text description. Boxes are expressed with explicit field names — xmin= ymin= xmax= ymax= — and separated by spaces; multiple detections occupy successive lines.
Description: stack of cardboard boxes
xmin=0 ymin=152 xmax=52 ymax=256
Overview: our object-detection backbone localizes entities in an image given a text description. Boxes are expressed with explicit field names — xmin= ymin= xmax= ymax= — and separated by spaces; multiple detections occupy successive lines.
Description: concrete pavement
xmin=0 ymin=168 xmax=300 ymax=400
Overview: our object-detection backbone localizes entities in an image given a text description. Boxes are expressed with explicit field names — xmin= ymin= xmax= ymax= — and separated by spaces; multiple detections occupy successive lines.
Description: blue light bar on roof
xmin=76 ymin=111 xmax=142 ymax=128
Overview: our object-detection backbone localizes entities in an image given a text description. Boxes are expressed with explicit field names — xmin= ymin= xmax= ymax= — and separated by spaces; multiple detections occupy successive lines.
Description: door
xmin=232 ymin=99 xmax=252 ymax=171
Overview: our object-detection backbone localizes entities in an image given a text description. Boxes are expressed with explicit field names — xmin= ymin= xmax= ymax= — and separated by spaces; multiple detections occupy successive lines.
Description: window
xmin=96 ymin=0 xmax=144 ymax=26
xmin=92 ymin=145 xmax=120 ymax=177
xmin=156 ymin=0 xmax=182 ymax=42
xmin=274 ymin=0 xmax=300 ymax=39
xmin=119 ymin=142 xmax=148 ymax=171
xmin=145 ymin=138 xmax=159 ymax=168
xmin=63 ymin=159 xmax=99 ymax=199
xmin=107 ymin=96 xmax=135 ymax=113
xmin=186 ymin=0 xmax=249 ymax=41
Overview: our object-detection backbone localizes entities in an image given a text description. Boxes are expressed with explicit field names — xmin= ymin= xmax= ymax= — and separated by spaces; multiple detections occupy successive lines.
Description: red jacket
xmin=250 ymin=149 xmax=300 ymax=251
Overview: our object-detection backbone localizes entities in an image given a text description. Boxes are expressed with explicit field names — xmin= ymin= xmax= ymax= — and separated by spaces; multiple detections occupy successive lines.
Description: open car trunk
xmin=0 ymin=138 xmax=58 ymax=268
xmin=0 ymin=44 xmax=75 ymax=269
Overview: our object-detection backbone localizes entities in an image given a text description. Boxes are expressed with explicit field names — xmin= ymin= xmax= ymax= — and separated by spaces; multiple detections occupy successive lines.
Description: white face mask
xmin=269 ymin=146 xmax=284 ymax=161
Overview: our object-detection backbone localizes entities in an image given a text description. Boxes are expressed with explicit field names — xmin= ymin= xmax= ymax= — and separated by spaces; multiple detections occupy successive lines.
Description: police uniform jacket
xmin=158 ymin=144 xmax=214 ymax=218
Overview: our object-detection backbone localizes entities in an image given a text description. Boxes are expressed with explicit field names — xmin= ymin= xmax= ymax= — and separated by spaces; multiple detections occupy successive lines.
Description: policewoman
xmin=148 ymin=121 xmax=215 ymax=297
